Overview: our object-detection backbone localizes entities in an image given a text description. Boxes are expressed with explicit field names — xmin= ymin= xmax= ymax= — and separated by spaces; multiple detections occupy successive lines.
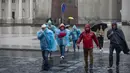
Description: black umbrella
xmin=91 ymin=23 xmax=108 ymax=32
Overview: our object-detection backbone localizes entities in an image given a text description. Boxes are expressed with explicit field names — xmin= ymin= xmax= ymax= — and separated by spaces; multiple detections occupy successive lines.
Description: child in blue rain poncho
xmin=70 ymin=25 xmax=81 ymax=52
xmin=56 ymin=23 xmax=67 ymax=59
xmin=65 ymin=25 xmax=71 ymax=52
xmin=37 ymin=24 xmax=57 ymax=70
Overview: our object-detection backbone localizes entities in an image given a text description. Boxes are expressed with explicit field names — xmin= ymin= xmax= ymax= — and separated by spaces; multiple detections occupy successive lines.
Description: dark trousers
xmin=73 ymin=40 xmax=79 ymax=52
xmin=59 ymin=45 xmax=65 ymax=56
xmin=98 ymin=36 xmax=104 ymax=48
xmin=84 ymin=49 xmax=93 ymax=69
xmin=42 ymin=50 xmax=49 ymax=70
xmin=109 ymin=44 xmax=121 ymax=67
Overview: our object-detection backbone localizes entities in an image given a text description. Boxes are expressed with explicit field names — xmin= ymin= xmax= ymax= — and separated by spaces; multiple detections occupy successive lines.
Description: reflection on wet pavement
xmin=0 ymin=50 xmax=130 ymax=73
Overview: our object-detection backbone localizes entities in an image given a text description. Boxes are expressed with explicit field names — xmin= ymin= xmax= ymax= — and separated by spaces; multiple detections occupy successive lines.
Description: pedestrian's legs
xmin=98 ymin=37 xmax=101 ymax=49
xmin=60 ymin=45 xmax=65 ymax=57
xmin=73 ymin=40 xmax=76 ymax=52
xmin=109 ymin=45 xmax=114 ymax=67
xmin=84 ymin=49 xmax=89 ymax=69
xmin=49 ymin=51 xmax=52 ymax=59
xmin=115 ymin=47 xmax=121 ymax=66
xmin=76 ymin=40 xmax=80 ymax=51
xmin=88 ymin=49 xmax=93 ymax=68
xmin=98 ymin=37 xmax=100 ymax=46
xmin=116 ymin=52 xmax=120 ymax=66
xmin=100 ymin=36 xmax=104 ymax=48
xmin=42 ymin=50 xmax=49 ymax=70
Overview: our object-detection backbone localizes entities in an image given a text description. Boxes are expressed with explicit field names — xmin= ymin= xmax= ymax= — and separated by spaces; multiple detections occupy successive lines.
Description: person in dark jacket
xmin=77 ymin=24 xmax=100 ymax=71
xmin=107 ymin=22 xmax=129 ymax=68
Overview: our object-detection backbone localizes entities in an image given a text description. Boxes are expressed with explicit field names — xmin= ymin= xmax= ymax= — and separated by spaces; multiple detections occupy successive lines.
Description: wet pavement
xmin=0 ymin=50 xmax=130 ymax=73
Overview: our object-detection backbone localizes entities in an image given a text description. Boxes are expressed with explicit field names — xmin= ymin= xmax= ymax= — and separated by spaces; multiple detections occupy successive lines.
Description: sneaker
xmin=60 ymin=56 xmax=65 ymax=59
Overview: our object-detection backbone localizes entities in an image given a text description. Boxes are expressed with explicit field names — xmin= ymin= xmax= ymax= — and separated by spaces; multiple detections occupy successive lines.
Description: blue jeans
xmin=73 ymin=40 xmax=79 ymax=52
xmin=59 ymin=45 xmax=65 ymax=56
xmin=42 ymin=50 xmax=49 ymax=70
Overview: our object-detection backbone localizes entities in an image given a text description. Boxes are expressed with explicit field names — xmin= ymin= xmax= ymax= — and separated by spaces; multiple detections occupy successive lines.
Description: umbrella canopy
xmin=91 ymin=23 xmax=108 ymax=32
xmin=68 ymin=17 xmax=74 ymax=20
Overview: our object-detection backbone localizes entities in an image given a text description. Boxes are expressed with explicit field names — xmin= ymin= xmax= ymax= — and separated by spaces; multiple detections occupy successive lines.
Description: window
xmin=12 ymin=12 xmax=15 ymax=19
xmin=2 ymin=0 xmax=5 ymax=3
xmin=12 ymin=0 xmax=15 ymax=3
xmin=22 ymin=0 xmax=25 ymax=3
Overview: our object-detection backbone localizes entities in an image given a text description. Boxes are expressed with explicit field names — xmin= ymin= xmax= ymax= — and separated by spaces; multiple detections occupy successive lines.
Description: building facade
xmin=0 ymin=0 xmax=124 ymax=24
xmin=121 ymin=0 xmax=130 ymax=22
xmin=78 ymin=0 xmax=121 ymax=24
xmin=51 ymin=0 xmax=78 ymax=24
xmin=0 ymin=0 xmax=52 ymax=24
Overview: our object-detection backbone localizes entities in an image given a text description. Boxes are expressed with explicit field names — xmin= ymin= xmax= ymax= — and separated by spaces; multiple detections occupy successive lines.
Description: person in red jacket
xmin=77 ymin=24 xmax=100 ymax=70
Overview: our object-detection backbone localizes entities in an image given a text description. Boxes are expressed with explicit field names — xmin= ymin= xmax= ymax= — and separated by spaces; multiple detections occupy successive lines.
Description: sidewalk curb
xmin=0 ymin=48 xmax=60 ymax=52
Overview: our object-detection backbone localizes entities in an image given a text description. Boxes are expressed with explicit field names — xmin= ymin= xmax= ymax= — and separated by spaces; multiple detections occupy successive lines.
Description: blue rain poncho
xmin=65 ymin=29 xmax=71 ymax=47
xmin=70 ymin=25 xmax=81 ymax=40
xmin=37 ymin=28 xmax=57 ymax=51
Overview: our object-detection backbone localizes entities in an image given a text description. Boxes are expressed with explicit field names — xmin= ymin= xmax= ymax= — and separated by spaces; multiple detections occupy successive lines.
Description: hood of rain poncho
xmin=72 ymin=25 xmax=77 ymax=29
xmin=112 ymin=22 xmax=118 ymax=30
xmin=48 ymin=20 xmax=52 ymax=24
xmin=70 ymin=25 xmax=81 ymax=40
xmin=37 ymin=28 xmax=57 ymax=51
xmin=47 ymin=20 xmax=52 ymax=26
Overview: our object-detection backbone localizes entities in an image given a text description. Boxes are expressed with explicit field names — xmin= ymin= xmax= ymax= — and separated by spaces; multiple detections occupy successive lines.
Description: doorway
xmin=12 ymin=12 xmax=15 ymax=19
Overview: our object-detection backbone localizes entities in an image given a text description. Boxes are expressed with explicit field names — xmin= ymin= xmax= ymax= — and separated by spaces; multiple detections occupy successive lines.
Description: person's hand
xmin=110 ymin=31 xmax=114 ymax=35
xmin=77 ymin=44 xmax=80 ymax=47
xmin=97 ymin=46 xmax=101 ymax=49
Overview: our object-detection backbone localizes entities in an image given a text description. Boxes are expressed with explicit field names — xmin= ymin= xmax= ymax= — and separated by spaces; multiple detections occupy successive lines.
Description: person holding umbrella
xmin=91 ymin=22 xmax=107 ymax=49
xmin=96 ymin=25 xmax=104 ymax=49
xmin=67 ymin=17 xmax=74 ymax=24
xmin=107 ymin=22 xmax=129 ymax=69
